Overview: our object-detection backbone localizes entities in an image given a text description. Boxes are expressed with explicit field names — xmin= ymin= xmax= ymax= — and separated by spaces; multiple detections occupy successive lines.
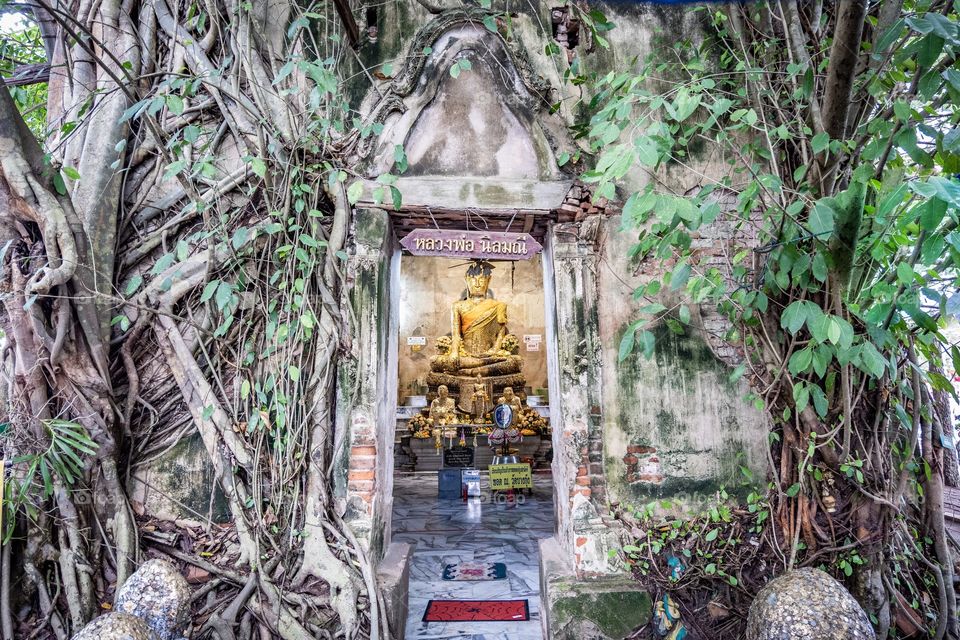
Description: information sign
xmin=489 ymin=463 xmax=533 ymax=490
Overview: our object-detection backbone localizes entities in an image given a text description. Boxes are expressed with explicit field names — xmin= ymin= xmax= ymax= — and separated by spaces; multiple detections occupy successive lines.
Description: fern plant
xmin=3 ymin=419 xmax=98 ymax=542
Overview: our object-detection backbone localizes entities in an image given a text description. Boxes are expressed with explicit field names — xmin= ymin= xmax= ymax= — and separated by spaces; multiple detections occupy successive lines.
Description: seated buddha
xmin=430 ymin=261 xmax=522 ymax=378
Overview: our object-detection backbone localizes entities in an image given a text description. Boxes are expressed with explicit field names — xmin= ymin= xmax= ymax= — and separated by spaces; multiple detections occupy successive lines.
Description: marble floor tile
xmin=392 ymin=473 xmax=555 ymax=640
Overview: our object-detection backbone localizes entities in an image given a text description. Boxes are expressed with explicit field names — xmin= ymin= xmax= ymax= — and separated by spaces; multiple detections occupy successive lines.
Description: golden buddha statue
xmin=470 ymin=376 xmax=490 ymax=420
xmin=496 ymin=387 xmax=523 ymax=425
xmin=426 ymin=260 xmax=526 ymax=402
xmin=429 ymin=385 xmax=457 ymax=426
xmin=430 ymin=261 xmax=522 ymax=376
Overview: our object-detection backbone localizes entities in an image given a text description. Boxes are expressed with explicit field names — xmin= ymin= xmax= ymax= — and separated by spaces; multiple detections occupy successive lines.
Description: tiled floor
xmin=392 ymin=473 xmax=555 ymax=640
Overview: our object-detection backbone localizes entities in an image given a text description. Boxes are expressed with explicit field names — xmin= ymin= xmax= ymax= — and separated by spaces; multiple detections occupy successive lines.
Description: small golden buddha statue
xmin=496 ymin=386 xmax=523 ymax=425
xmin=430 ymin=261 xmax=522 ymax=378
xmin=429 ymin=385 xmax=457 ymax=426
xmin=470 ymin=376 xmax=490 ymax=421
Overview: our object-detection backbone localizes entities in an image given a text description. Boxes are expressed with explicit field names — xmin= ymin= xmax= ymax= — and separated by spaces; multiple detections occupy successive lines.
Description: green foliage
xmin=0 ymin=13 xmax=47 ymax=138
xmin=581 ymin=3 xmax=958 ymax=426
xmin=3 ymin=420 xmax=98 ymax=542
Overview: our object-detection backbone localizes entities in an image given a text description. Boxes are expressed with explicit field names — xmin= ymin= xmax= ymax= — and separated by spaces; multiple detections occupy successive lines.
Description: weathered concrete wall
xmin=333 ymin=208 xmax=400 ymax=561
xmin=396 ymin=255 xmax=548 ymax=399
xmin=597 ymin=217 xmax=769 ymax=511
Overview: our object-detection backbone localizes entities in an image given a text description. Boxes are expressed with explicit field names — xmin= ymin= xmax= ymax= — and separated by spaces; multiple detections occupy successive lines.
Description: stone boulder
xmin=71 ymin=612 xmax=160 ymax=640
xmin=114 ymin=559 xmax=192 ymax=640
xmin=746 ymin=568 xmax=876 ymax=640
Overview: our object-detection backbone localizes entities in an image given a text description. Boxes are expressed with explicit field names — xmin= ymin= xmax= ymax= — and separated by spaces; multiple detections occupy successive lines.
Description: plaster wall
xmin=596 ymin=217 xmax=769 ymax=511
xmin=396 ymin=256 xmax=548 ymax=399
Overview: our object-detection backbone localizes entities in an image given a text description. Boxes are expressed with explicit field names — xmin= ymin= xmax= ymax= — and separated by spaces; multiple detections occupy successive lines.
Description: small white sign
xmin=524 ymin=334 xmax=542 ymax=351
xmin=407 ymin=336 xmax=427 ymax=346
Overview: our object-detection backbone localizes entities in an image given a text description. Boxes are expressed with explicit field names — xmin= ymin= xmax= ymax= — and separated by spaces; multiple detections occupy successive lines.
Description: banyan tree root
xmin=1 ymin=0 xmax=379 ymax=637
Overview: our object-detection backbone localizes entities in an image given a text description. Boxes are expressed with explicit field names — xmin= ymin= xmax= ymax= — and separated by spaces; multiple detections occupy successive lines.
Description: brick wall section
xmin=556 ymin=182 xmax=610 ymax=223
xmin=626 ymin=188 xmax=761 ymax=367
xmin=348 ymin=440 xmax=377 ymax=507
xmin=587 ymin=405 xmax=607 ymax=504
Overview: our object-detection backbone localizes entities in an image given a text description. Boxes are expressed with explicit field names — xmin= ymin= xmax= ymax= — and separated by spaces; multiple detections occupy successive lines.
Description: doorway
xmin=391 ymin=253 xmax=556 ymax=639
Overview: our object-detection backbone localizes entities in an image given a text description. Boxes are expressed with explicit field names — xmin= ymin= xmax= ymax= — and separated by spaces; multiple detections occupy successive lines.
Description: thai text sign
xmin=489 ymin=463 xmax=533 ymax=490
xmin=400 ymin=229 xmax=542 ymax=261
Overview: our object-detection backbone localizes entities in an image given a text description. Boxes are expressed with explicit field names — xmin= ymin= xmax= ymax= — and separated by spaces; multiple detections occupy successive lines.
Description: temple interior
xmin=391 ymin=254 xmax=555 ymax=639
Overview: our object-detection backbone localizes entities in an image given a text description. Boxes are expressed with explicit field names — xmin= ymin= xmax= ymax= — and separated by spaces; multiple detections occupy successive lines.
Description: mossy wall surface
xmin=130 ymin=432 xmax=231 ymax=524
xmin=597 ymin=218 xmax=769 ymax=512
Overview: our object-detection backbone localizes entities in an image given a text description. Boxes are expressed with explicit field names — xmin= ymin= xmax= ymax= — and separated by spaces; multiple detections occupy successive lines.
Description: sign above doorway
xmin=399 ymin=229 xmax=543 ymax=261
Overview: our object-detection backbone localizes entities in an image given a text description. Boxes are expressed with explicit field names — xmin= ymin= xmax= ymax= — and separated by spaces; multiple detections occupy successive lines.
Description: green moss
xmin=552 ymin=587 xmax=652 ymax=638
xmin=155 ymin=433 xmax=230 ymax=522
xmin=355 ymin=208 xmax=388 ymax=247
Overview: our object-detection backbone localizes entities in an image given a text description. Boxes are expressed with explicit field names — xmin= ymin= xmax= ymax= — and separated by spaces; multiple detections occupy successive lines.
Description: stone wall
xmin=396 ymin=255 xmax=548 ymax=400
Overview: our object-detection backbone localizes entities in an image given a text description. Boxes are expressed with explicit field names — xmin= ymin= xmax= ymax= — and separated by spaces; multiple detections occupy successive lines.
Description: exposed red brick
xmin=623 ymin=454 xmax=638 ymax=465
xmin=348 ymin=480 xmax=374 ymax=492
xmin=626 ymin=445 xmax=656 ymax=454
xmin=348 ymin=469 xmax=375 ymax=481
xmin=575 ymin=476 xmax=591 ymax=486
xmin=575 ymin=536 xmax=588 ymax=547
xmin=350 ymin=455 xmax=376 ymax=469
xmin=351 ymin=445 xmax=376 ymax=456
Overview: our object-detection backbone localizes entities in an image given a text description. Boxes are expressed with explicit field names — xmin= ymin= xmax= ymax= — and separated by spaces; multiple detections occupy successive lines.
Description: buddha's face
xmin=503 ymin=387 xmax=514 ymax=401
xmin=466 ymin=273 xmax=491 ymax=298
xmin=438 ymin=385 xmax=448 ymax=399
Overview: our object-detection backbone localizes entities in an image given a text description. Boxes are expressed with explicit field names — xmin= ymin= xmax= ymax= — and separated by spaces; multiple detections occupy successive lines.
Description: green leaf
xmin=200 ymin=279 xmax=219 ymax=303
xmin=669 ymin=262 xmax=691 ymax=291
xmin=785 ymin=483 xmax=801 ymax=497
xmin=53 ymin=173 xmax=67 ymax=195
xmin=826 ymin=317 xmax=842 ymax=345
xmin=811 ymin=131 xmax=830 ymax=154
xmin=151 ymin=252 xmax=175 ymax=275
xmin=482 ymin=15 xmax=497 ymax=32
xmin=635 ymin=136 xmax=659 ymax=167
xmin=214 ymin=281 xmax=233 ymax=311
xmin=62 ymin=166 xmax=81 ymax=180
xmin=347 ymin=181 xmax=364 ymax=204
xmin=729 ymin=364 xmax=746 ymax=383
xmin=619 ymin=326 xmax=637 ymax=363
xmin=288 ymin=365 xmax=300 ymax=381
xmin=125 ymin=274 xmax=143 ymax=295
xmin=249 ymin=157 xmax=267 ymax=178
xmin=788 ymin=347 xmax=813 ymax=375
xmin=793 ymin=383 xmax=810 ymax=412
xmin=638 ymin=330 xmax=656 ymax=358
xmin=809 ymin=201 xmax=835 ymax=238
xmin=231 ymin=227 xmax=250 ymax=250
xmin=704 ymin=528 xmax=719 ymax=542
xmin=812 ymin=254 xmax=828 ymax=282
xmin=165 ymin=94 xmax=184 ymax=115
xmin=857 ymin=341 xmax=887 ymax=379
xmin=780 ymin=301 xmax=808 ymax=335
xmin=896 ymin=262 xmax=915 ymax=286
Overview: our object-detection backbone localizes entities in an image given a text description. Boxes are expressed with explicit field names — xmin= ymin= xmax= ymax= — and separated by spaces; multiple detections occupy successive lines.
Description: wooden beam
xmin=333 ymin=0 xmax=361 ymax=48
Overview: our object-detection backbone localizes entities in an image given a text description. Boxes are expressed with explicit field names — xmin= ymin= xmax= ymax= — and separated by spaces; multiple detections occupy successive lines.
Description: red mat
xmin=422 ymin=599 xmax=530 ymax=622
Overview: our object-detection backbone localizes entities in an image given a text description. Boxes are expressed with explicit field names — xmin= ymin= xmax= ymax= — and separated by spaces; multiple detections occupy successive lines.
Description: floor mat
xmin=442 ymin=561 xmax=507 ymax=581
xmin=422 ymin=599 xmax=530 ymax=622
